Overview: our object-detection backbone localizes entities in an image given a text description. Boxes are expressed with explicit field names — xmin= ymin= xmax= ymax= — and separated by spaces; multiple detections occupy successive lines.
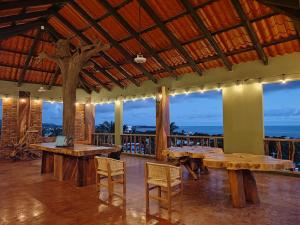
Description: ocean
xmin=135 ymin=126 xmax=300 ymax=139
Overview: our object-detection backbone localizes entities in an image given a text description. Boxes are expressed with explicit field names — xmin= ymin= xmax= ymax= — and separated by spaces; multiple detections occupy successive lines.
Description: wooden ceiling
xmin=0 ymin=0 xmax=299 ymax=93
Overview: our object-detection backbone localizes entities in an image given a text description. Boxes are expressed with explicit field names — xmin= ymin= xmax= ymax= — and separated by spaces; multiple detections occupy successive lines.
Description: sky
xmin=0 ymin=80 xmax=299 ymax=126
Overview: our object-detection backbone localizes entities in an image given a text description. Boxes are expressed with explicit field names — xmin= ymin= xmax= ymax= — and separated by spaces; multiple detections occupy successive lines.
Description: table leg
xmin=183 ymin=163 xmax=198 ymax=180
xmin=53 ymin=154 xmax=64 ymax=181
xmin=199 ymin=159 xmax=209 ymax=175
xmin=228 ymin=170 xmax=246 ymax=208
xmin=41 ymin=151 xmax=54 ymax=174
xmin=242 ymin=170 xmax=260 ymax=204
xmin=76 ymin=157 xmax=87 ymax=187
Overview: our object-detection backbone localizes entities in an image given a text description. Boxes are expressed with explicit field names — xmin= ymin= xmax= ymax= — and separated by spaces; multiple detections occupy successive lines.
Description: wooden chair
xmin=94 ymin=156 xmax=126 ymax=199
xmin=145 ymin=162 xmax=183 ymax=215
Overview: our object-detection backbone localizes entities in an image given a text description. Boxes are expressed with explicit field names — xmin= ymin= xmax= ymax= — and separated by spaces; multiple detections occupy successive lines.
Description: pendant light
xmin=134 ymin=1 xmax=146 ymax=64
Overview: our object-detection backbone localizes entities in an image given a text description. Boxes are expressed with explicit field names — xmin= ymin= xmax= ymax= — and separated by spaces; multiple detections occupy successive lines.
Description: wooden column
xmin=84 ymin=100 xmax=95 ymax=144
xmin=155 ymin=86 xmax=170 ymax=160
xmin=114 ymin=100 xmax=123 ymax=145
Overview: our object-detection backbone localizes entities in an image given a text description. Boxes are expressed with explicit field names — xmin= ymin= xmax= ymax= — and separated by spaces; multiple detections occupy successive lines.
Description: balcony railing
xmin=264 ymin=138 xmax=300 ymax=168
xmin=168 ymin=135 xmax=224 ymax=148
xmin=121 ymin=134 xmax=156 ymax=156
xmin=92 ymin=133 xmax=300 ymax=169
xmin=92 ymin=133 xmax=115 ymax=146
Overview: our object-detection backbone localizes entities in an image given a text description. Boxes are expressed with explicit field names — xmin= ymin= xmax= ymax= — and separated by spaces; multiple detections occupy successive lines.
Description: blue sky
xmin=0 ymin=81 xmax=299 ymax=126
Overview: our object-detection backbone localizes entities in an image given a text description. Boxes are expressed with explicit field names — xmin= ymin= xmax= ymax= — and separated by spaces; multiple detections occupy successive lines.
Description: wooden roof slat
xmin=231 ymin=0 xmax=269 ymax=65
xmin=18 ymin=28 xmax=42 ymax=86
xmin=79 ymin=75 xmax=92 ymax=94
xmin=98 ymin=0 xmax=178 ymax=79
xmin=138 ymin=0 xmax=203 ymax=76
xmin=258 ymin=0 xmax=300 ymax=10
xmin=0 ymin=20 xmax=44 ymax=40
xmin=180 ymin=0 xmax=233 ymax=70
xmin=68 ymin=2 xmax=158 ymax=83
xmin=91 ymin=61 xmax=125 ymax=89
xmin=81 ymin=69 xmax=111 ymax=91
xmin=0 ymin=0 xmax=70 ymax=10
xmin=0 ymin=10 xmax=52 ymax=24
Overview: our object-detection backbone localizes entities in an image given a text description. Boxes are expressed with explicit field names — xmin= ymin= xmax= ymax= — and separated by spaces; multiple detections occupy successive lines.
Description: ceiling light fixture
xmin=134 ymin=1 xmax=146 ymax=64
xmin=38 ymin=86 xmax=46 ymax=92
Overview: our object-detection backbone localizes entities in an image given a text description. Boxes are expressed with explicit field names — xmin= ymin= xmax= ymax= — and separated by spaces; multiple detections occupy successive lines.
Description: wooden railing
xmin=121 ymin=134 xmax=156 ymax=156
xmin=264 ymin=138 xmax=300 ymax=168
xmin=92 ymin=133 xmax=300 ymax=169
xmin=168 ymin=135 xmax=224 ymax=148
xmin=92 ymin=133 xmax=115 ymax=146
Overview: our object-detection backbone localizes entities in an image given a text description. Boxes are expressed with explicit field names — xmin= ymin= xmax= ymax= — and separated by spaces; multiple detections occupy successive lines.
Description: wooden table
xmin=30 ymin=142 xmax=118 ymax=187
xmin=203 ymin=153 xmax=294 ymax=208
xmin=163 ymin=146 xmax=224 ymax=179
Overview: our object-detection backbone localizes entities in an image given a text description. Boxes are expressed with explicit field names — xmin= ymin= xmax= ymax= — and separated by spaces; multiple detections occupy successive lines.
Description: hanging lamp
xmin=134 ymin=1 xmax=146 ymax=64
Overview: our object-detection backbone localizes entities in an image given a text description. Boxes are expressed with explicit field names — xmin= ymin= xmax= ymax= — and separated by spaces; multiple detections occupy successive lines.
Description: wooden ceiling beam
xmin=0 ymin=0 xmax=70 ymax=10
xmin=68 ymin=2 xmax=158 ymax=83
xmin=0 ymin=19 xmax=44 ymax=40
xmin=78 ymin=75 xmax=92 ymax=94
xmin=103 ymin=35 xmax=299 ymax=73
xmin=231 ymin=0 xmax=269 ymax=65
xmin=0 ymin=10 xmax=52 ymax=24
xmin=47 ymin=66 xmax=60 ymax=90
xmin=118 ymin=0 xmax=217 ymax=44
xmin=47 ymin=16 xmax=140 ymax=87
xmin=18 ymin=28 xmax=43 ymax=86
xmin=139 ymin=0 xmax=203 ymax=76
xmin=91 ymin=61 xmax=125 ymax=89
xmin=180 ymin=0 xmax=232 ymax=70
xmin=257 ymin=0 xmax=300 ymax=10
xmin=98 ymin=0 xmax=178 ymax=79
xmin=0 ymin=62 xmax=55 ymax=73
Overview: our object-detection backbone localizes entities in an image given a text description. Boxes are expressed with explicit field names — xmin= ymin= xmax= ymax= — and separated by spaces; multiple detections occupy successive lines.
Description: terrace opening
xmin=42 ymin=101 xmax=63 ymax=138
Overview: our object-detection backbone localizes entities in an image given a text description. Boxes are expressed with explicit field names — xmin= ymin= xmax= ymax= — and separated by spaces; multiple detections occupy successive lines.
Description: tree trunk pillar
xmin=155 ymin=86 xmax=170 ymax=160
xmin=114 ymin=100 xmax=123 ymax=145
xmin=62 ymin=77 xmax=77 ymax=146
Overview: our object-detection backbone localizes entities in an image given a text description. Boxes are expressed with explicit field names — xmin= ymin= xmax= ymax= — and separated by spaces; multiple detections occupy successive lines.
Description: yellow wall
xmin=223 ymin=83 xmax=264 ymax=154
xmin=114 ymin=101 xmax=123 ymax=145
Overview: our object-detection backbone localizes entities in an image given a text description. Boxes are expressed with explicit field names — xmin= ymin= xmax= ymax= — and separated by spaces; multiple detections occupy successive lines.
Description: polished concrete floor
xmin=0 ymin=155 xmax=299 ymax=225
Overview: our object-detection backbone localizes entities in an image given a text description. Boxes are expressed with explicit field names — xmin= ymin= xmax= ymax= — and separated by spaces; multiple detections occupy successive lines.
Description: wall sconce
xmin=156 ymin=93 xmax=163 ymax=103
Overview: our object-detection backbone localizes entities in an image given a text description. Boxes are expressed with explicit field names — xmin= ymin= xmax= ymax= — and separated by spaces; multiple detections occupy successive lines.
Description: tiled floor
xmin=0 ymin=155 xmax=299 ymax=225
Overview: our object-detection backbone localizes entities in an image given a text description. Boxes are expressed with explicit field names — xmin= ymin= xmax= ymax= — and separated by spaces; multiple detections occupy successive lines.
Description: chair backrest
xmin=145 ymin=162 xmax=181 ymax=182
xmin=95 ymin=156 xmax=125 ymax=172
xmin=95 ymin=156 xmax=109 ymax=172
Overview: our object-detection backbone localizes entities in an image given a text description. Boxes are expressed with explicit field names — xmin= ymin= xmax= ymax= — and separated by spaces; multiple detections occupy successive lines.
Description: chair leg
xmin=107 ymin=176 xmax=113 ymax=198
xmin=145 ymin=183 xmax=149 ymax=214
xmin=123 ymin=174 xmax=126 ymax=197
xmin=96 ymin=173 xmax=100 ymax=192
xmin=167 ymin=186 xmax=172 ymax=216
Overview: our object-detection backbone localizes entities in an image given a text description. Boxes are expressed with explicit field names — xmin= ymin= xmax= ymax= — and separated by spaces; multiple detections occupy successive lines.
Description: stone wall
xmin=1 ymin=98 xmax=18 ymax=148
xmin=0 ymin=97 xmax=43 ymax=149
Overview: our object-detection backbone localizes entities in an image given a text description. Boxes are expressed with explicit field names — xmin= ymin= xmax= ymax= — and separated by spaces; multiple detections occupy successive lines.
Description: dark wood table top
xmin=29 ymin=142 xmax=118 ymax=157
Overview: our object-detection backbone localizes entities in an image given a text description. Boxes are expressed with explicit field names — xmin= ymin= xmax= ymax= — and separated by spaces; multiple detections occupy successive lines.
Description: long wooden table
xmin=30 ymin=142 xmax=118 ymax=187
xmin=163 ymin=146 xmax=224 ymax=179
xmin=203 ymin=153 xmax=294 ymax=208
